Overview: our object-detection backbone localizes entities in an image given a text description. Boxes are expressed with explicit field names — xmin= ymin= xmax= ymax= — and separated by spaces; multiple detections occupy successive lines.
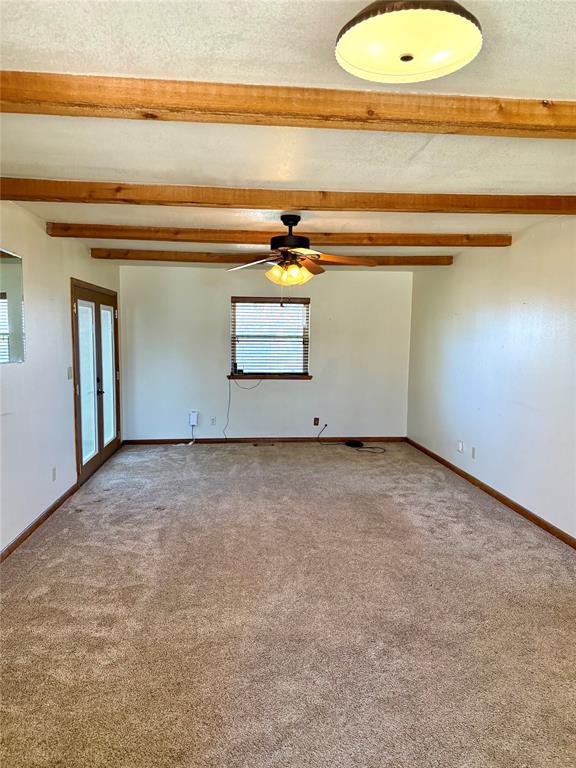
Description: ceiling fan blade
xmin=316 ymin=253 xmax=378 ymax=267
xmin=300 ymin=257 xmax=325 ymax=275
xmin=227 ymin=255 xmax=278 ymax=272
xmin=290 ymin=247 xmax=322 ymax=257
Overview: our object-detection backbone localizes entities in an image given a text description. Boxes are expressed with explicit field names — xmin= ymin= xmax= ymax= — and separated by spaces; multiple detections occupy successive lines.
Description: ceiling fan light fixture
xmin=297 ymin=266 xmax=314 ymax=285
xmin=233 ymin=215 xmax=367 ymax=282
xmin=335 ymin=0 xmax=483 ymax=84
xmin=287 ymin=263 xmax=301 ymax=279
xmin=265 ymin=264 xmax=286 ymax=285
xmin=280 ymin=267 xmax=301 ymax=286
xmin=265 ymin=262 xmax=315 ymax=287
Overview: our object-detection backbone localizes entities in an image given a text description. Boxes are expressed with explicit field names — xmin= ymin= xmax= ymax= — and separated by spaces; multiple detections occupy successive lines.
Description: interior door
xmin=71 ymin=279 xmax=120 ymax=483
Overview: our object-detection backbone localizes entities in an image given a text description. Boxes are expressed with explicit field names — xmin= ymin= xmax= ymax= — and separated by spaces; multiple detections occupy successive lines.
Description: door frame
xmin=70 ymin=278 xmax=121 ymax=484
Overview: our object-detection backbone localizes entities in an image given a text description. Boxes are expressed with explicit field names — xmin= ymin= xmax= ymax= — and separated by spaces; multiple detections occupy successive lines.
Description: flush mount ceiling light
xmin=335 ymin=0 xmax=483 ymax=84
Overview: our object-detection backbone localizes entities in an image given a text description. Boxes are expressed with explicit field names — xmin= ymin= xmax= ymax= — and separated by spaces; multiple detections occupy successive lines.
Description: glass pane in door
xmin=100 ymin=305 xmax=116 ymax=446
xmin=78 ymin=300 xmax=98 ymax=464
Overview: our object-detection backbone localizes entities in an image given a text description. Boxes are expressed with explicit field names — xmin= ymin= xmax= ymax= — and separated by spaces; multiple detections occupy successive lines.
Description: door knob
xmin=96 ymin=389 xmax=105 ymax=396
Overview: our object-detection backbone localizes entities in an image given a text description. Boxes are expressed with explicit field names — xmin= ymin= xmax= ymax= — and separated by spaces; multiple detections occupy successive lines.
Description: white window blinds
xmin=0 ymin=293 xmax=9 ymax=364
xmin=231 ymin=297 xmax=310 ymax=376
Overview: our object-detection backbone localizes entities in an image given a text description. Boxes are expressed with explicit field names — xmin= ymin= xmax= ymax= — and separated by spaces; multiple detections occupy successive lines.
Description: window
xmin=230 ymin=297 xmax=311 ymax=379
xmin=0 ymin=249 xmax=25 ymax=365
xmin=0 ymin=292 xmax=9 ymax=364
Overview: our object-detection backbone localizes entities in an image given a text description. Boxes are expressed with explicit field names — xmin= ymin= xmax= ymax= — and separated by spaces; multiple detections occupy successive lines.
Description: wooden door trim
xmin=70 ymin=284 xmax=82 ymax=478
xmin=99 ymin=296 xmax=121 ymax=469
xmin=71 ymin=277 xmax=118 ymax=296
xmin=70 ymin=279 xmax=120 ymax=484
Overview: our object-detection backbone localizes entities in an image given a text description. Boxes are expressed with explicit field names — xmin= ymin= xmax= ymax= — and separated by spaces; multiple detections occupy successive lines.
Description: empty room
xmin=1 ymin=1 xmax=575 ymax=766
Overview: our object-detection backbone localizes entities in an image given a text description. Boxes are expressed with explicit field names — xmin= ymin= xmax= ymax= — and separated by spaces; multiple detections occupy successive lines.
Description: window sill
xmin=228 ymin=374 xmax=313 ymax=381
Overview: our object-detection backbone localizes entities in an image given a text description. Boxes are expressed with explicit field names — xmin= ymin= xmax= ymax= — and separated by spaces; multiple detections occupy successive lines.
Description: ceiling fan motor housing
xmin=270 ymin=232 xmax=311 ymax=251
xmin=272 ymin=213 xmax=310 ymax=252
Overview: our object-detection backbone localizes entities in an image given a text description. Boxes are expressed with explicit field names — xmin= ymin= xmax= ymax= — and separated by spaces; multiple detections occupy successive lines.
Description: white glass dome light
xmin=335 ymin=1 xmax=483 ymax=84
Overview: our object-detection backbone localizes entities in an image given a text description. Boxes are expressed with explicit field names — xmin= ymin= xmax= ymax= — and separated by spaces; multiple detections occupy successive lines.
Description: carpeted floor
xmin=1 ymin=443 xmax=575 ymax=768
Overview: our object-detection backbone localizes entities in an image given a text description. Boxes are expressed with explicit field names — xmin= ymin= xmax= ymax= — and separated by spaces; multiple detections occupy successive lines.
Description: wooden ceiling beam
xmin=3 ymin=178 xmax=574 ymax=215
xmin=48 ymin=224 xmax=512 ymax=247
xmin=90 ymin=249 xmax=453 ymax=266
xmin=1 ymin=71 xmax=575 ymax=139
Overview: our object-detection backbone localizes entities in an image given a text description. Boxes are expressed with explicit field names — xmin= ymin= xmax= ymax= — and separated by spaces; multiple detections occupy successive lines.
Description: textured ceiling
xmin=3 ymin=115 xmax=576 ymax=195
xmin=1 ymin=0 xmax=575 ymax=98
xmin=16 ymin=203 xmax=559 ymax=236
xmin=16 ymin=203 xmax=564 ymax=262
xmin=2 ymin=0 xmax=575 ymax=265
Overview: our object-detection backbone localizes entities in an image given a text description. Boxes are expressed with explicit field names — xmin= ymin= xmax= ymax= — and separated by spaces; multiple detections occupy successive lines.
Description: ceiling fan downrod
xmin=271 ymin=214 xmax=311 ymax=252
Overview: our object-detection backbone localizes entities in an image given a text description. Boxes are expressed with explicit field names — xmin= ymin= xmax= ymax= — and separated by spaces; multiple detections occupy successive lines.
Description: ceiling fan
xmin=227 ymin=214 xmax=378 ymax=285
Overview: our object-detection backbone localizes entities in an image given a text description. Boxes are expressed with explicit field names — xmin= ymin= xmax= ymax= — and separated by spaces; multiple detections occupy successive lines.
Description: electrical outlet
xmin=313 ymin=417 xmax=320 ymax=426
xmin=189 ymin=411 xmax=199 ymax=427
xmin=210 ymin=416 xmax=217 ymax=426
xmin=51 ymin=467 xmax=57 ymax=481
xmin=457 ymin=441 xmax=464 ymax=454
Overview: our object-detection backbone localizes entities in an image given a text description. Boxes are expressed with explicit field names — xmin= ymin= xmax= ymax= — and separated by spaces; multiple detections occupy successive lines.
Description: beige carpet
xmin=1 ymin=443 xmax=575 ymax=768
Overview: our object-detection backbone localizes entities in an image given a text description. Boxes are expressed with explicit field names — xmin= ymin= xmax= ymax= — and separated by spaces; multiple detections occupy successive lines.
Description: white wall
xmin=120 ymin=266 xmax=412 ymax=440
xmin=0 ymin=202 xmax=119 ymax=550
xmin=5 ymin=206 xmax=572 ymax=547
xmin=408 ymin=218 xmax=576 ymax=538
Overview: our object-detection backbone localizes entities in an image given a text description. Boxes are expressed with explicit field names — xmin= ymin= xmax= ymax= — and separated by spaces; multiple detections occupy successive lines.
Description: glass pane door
xmin=72 ymin=281 xmax=119 ymax=484
xmin=77 ymin=299 xmax=98 ymax=464
xmin=100 ymin=305 xmax=116 ymax=446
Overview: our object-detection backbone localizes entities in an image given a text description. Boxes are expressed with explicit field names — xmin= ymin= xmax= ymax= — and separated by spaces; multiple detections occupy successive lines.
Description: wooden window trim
xmin=228 ymin=374 xmax=313 ymax=381
xmin=231 ymin=296 xmax=310 ymax=305
xmin=231 ymin=297 xmax=311 ymax=378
